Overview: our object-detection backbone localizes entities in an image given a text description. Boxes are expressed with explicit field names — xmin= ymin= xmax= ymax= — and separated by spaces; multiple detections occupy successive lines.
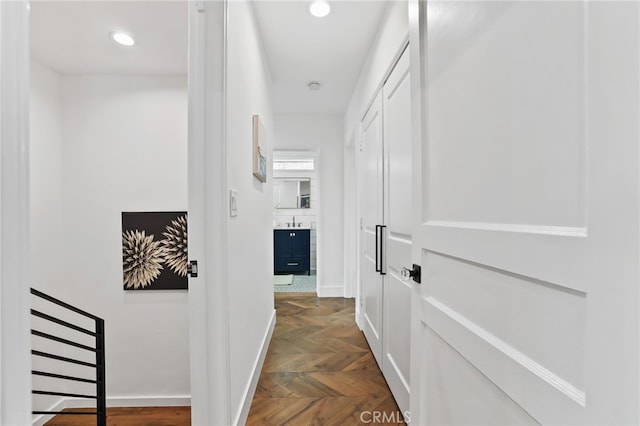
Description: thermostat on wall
xmin=230 ymin=189 xmax=238 ymax=217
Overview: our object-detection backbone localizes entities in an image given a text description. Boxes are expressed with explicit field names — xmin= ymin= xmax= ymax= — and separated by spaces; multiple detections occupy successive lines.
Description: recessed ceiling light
xmin=110 ymin=31 xmax=135 ymax=47
xmin=309 ymin=1 xmax=330 ymax=18
xmin=308 ymin=81 xmax=322 ymax=91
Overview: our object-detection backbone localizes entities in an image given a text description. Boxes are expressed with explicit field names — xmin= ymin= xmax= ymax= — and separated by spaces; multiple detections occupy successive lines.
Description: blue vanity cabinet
xmin=274 ymin=229 xmax=310 ymax=274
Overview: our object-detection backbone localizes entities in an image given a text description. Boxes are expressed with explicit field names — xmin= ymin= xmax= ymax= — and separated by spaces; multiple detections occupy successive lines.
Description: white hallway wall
xmin=30 ymin=61 xmax=64 ymax=292
xmin=345 ymin=1 xmax=408 ymax=141
xmin=226 ymin=1 xmax=276 ymax=423
xmin=30 ymin=60 xmax=190 ymax=407
xmin=30 ymin=59 xmax=69 ymax=418
xmin=274 ymin=115 xmax=344 ymax=297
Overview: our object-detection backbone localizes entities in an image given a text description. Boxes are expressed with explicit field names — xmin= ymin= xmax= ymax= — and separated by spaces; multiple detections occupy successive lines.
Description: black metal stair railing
xmin=30 ymin=288 xmax=106 ymax=426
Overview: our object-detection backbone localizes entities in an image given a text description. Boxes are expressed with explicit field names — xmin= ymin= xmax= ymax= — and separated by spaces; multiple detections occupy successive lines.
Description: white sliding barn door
xmin=361 ymin=92 xmax=384 ymax=364
xmin=382 ymin=47 xmax=412 ymax=415
xmin=409 ymin=1 xmax=639 ymax=425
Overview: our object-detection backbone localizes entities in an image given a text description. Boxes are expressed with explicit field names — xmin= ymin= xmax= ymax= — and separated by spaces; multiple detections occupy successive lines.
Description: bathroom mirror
xmin=273 ymin=178 xmax=311 ymax=209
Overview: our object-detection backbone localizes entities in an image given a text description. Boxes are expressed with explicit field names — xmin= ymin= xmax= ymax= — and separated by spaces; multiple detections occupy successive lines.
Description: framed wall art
xmin=121 ymin=211 xmax=188 ymax=290
xmin=252 ymin=114 xmax=267 ymax=183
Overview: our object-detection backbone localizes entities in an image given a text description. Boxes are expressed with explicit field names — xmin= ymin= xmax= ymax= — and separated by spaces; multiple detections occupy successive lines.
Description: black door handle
xmin=379 ymin=225 xmax=386 ymax=275
xmin=187 ymin=260 xmax=198 ymax=278
xmin=375 ymin=225 xmax=381 ymax=272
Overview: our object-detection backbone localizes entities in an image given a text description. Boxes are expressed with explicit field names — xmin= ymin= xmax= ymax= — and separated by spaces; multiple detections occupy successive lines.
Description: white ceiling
xmin=30 ymin=1 xmax=189 ymax=75
xmin=30 ymin=0 xmax=389 ymax=114
xmin=252 ymin=1 xmax=389 ymax=114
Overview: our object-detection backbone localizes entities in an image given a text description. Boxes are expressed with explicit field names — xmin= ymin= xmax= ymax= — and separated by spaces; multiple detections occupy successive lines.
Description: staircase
xmin=30 ymin=288 xmax=106 ymax=426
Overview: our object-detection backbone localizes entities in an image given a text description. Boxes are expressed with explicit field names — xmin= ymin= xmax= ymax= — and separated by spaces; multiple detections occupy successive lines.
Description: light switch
xmin=230 ymin=189 xmax=238 ymax=217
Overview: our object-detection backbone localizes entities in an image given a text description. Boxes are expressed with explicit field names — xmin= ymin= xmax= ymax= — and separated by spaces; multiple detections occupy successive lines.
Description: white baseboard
xmin=32 ymin=395 xmax=191 ymax=426
xmin=317 ymin=285 xmax=345 ymax=297
xmin=105 ymin=396 xmax=190 ymax=407
xmin=33 ymin=398 xmax=64 ymax=426
xmin=233 ymin=309 xmax=276 ymax=426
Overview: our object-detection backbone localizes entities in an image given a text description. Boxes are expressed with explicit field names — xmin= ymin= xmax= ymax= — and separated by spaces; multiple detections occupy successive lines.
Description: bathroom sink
xmin=274 ymin=225 xmax=310 ymax=230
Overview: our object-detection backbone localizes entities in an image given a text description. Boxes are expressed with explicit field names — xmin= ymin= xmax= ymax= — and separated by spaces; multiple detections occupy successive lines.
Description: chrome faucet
xmin=292 ymin=216 xmax=296 ymax=227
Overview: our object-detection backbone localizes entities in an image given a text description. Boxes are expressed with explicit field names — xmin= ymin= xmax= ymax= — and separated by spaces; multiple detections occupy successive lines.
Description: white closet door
xmin=382 ymin=47 xmax=412 ymax=415
xmin=360 ymin=92 xmax=384 ymax=365
xmin=409 ymin=2 xmax=639 ymax=424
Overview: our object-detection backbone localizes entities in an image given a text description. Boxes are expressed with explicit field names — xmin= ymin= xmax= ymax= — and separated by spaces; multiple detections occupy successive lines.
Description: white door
xmin=382 ymin=47 xmax=412 ymax=415
xmin=360 ymin=92 xmax=384 ymax=364
xmin=409 ymin=1 xmax=639 ymax=425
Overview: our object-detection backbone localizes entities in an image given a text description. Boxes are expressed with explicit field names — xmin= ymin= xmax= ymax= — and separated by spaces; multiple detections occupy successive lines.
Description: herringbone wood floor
xmin=246 ymin=293 xmax=405 ymax=425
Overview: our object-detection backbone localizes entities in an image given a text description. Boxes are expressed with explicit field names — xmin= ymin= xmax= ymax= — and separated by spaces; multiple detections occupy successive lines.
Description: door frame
xmin=0 ymin=2 xmax=230 ymax=423
xmin=187 ymin=1 xmax=232 ymax=424
xmin=272 ymin=148 xmax=320 ymax=291
xmin=0 ymin=1 xmax=32 ymax=424
xmin=407 ymin=0 xmax=425 ymax=422
xmin=355 ymin=124 xmax=364 ymax=327
xmin=343 ymin=135 xmax=357 ymax=299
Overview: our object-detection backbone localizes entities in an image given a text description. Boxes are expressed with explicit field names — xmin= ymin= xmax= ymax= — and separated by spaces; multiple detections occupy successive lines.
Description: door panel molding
xmin=418 ymin=225 xmax=591 ymax=294
xmin=421 ymin=325 xmax=539 ymax=426
xmin=423 ymin=296 xmax=586 ymax=406
xmin=425 ymin=221 xmax=588 ymax=238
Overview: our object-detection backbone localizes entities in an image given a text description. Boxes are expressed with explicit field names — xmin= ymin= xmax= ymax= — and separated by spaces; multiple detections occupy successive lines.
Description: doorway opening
xmin=272 ymin=150 xmax=318 ymax=294
xmin=29 ymin=1 xmax=190 ymax=423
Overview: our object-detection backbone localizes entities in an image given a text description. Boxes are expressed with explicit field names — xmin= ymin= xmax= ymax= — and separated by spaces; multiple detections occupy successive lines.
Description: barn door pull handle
xmin=375 ymin=225 xmax=381 ymax=272
xmin=379 ymin=225 xmax=386 ymax=275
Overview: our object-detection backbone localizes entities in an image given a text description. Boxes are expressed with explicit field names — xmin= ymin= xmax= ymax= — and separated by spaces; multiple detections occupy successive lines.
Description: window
xmin=273 ymin=159 xmax=315 ymax=171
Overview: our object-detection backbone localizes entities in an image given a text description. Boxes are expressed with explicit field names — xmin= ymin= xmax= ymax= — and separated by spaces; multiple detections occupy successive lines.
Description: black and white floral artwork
xmin=122 ymin=211 xmax=188 ymax=290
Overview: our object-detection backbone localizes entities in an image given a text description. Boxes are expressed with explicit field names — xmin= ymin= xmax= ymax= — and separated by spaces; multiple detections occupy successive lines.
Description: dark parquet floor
xmin=246 ymin=293 xmax=404 ymax=425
